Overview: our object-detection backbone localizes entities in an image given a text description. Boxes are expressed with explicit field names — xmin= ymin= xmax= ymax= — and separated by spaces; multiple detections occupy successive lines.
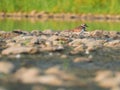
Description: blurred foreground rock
xmin=95 ymin=70 xmax=120 ymax=90
xmin=0 ymin=61 xmax=14 ymax=74
xmin=13 ymin=66 xmax=85 ymax=86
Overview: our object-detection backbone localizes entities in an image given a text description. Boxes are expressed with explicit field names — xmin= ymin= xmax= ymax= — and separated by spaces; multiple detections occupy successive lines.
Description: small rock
xmin=0 ymin=87 xmax=7 ymax=90
xmin=14 ymin=67 xmax=40 ymax=83
xmin=12 ymin=30 xmax=28 ymax=35
xmin=31 ymin=30 xmax=42 ymax=36
xmin=85 ymin=49 xmax=90 ymax=54
xmin=109 ymin=31 xmax=120 ymax=39
xmin=15 ymin=54 xmax=21 ymax=59
xmin=37 ymin=75 xmax=63 ymax=86
xmin=30 ymin=36 xmax=40 ymax=45
xmin=32 ymin=85 xmax=46 ymax=90
xmin=49 ymin=52 xmax=53 ymax=56
xmin=48 ymin=35 xmax=59 ymax=41
xmin=40 ymin=35 xmax=48 ymax=40
xmin=69 ymin=38 xmax=103 ymax=53
xmin=42 ymin=29 xmax=53 ymax=35
xmin=68 ymin=39 xmax=82 ymax=47
xmin=90 ymin=30 xmax=103 ymax=38
xmin=73 ymin=57 xmax=92 ymax=63
xmin=2 ymin=46 xmax=38 ymax=55
xmin=73 ymin=44 xmax=86 ymax=52
xmin=60 ymin=54 xmax=67 ymax=59
xmin=57 ymin=88 xmax=65 ymax=90
xmin=40 ymin=46 xmax=54 ymax=52
xmin=55 ymin=45 xmax=64 ymax=51
xmin=104 ymin=40 xmax=120 ymax=47
xmin=0 ymin=32 xmax=19 ymax=39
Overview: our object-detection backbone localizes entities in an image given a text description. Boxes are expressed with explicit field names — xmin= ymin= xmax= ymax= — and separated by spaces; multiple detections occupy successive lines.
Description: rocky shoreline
xmin=0 ymin=29 xmax=120 ymax=56
xmin=0 ymin=29 xmax=120 ymax=90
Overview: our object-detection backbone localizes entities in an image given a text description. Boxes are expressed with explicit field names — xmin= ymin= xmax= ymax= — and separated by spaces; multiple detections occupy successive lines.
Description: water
xmin=0 ymin=18 xmax=120 ymax=31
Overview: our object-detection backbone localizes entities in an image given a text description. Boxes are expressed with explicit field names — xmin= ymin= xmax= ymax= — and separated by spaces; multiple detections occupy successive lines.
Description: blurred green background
xmin=0 ymin=0 xmax=120 ymax=14
xmin=0 ymin=0 xmax=120 ymax=31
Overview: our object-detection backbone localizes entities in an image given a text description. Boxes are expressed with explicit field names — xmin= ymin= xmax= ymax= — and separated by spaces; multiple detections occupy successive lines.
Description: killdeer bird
xmin=60 ymin=24 xmax=88 ymax=38
xmin=71 ymin=24 xmax=88 ymax=35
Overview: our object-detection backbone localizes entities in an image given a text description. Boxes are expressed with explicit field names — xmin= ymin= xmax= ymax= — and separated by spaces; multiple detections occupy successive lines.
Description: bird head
xmin=80 ymin=24 xmax=88 ymax=31
xmin=81 ymin=24 xmax=88 ymax=28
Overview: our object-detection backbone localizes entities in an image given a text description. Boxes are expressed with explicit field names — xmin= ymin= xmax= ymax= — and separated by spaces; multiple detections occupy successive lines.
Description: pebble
xmin=73 ymin=57 xmax=92 ymax=63
xmin=60 ymin=54 xmax=67 ymax=59
xmin=15 ymin=54 xmax=21 ymax=59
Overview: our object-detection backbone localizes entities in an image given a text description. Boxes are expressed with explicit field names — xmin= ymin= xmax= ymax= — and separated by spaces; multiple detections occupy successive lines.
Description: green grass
xmin=0 ymin=0 xmax=120 ymax=14
xmin=0 ymin=18 xmax=120 ymax=31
